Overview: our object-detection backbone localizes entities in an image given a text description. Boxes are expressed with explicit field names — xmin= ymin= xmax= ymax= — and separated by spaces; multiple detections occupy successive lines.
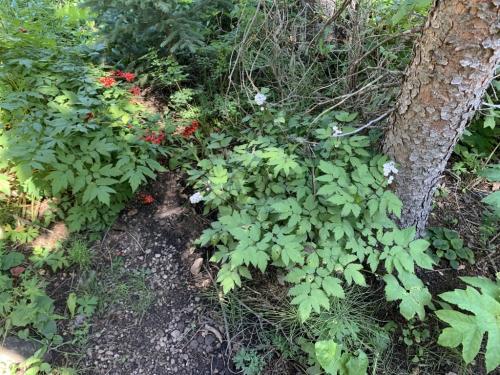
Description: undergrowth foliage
xmin=0 ymin=0 xmax=165 ymax=231
xmin=1 ymin=0 xmax=498 ymax=373
xmin=189 ymin=110 xmax=435 ymax=323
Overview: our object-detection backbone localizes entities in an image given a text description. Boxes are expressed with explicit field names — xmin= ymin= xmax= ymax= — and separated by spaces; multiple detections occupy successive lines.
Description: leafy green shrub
xmin=426 ymin=227 xmax=474 ymax=269
xmin=10 ymin=347 xmax=77 ymax=375
xmin=0 ymin=0 xmax=165 ymax=231
xmin=135 ymin=50 xmax=188 ymax=90
xmin=287 ymin=288 xmax=389 ymax=374
xmin=84 ymin=0 xmax=233 ymax=60
xmin=436 ymin=276 xmax=500 ymax=373
xmin=0 ymin=242 xmax=61 ymax=341
xmin=30 ymin=247 xmax=69 ymax=273
xmin=189 ymin=111 xmax=435 ymax=323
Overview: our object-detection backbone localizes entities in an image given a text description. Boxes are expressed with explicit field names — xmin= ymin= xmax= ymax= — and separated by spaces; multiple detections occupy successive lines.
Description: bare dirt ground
xmin=79 ymin=172 xmax=229 ymax=375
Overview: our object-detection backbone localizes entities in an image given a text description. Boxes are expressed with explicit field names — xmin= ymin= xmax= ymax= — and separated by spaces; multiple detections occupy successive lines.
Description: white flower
xmin=332 ymin=125 xmax=343 ymax=137
xmin=189 ymin=192 xmax=203 ymax=204
xmin=383 ymin=161 xmax=398 ymax=184
xmin=383 ymin=161 xmax=398 ymax=177
xmin=255 ymin=92 xmax=267 ymax=106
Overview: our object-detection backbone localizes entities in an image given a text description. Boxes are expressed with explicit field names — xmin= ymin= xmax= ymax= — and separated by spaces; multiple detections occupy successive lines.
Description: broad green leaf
xmin=394 ymin=227 xmax=416 ymax=246
xmin=436 ymin=280 xmax=500 ymax=372
xmin=334 ymin=111 xmax=357 ymax=122
xmin=482 ymin=191 xmax=500 ymax=212
xmin=1 ymin=252 xmax=25 ymax=270
xmin=479 ymin=165 xmax=500 ymax=182
xmin=460 ymin=276 xmax=499 ymax=299
xmin=315 ymin=340 xmax=341 ymax=374
xmin=484 ymin=115 xmax=496 ymax=129
xmin=10 ymin=303 xmax=35 ymax=326
xmin=437 ymin=327 xmax=462 ymax=348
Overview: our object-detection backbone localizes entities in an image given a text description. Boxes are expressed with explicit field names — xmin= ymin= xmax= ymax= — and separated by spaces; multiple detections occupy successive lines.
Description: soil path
xmin=81 ymin=172 xmax=229 ymax=374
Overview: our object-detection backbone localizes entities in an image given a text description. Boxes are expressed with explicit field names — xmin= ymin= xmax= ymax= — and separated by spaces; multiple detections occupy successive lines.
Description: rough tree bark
xmin=383 ymin=0 xmax=500 ymax=234
xmin=316 ymin=0 xmax=336 ymax=17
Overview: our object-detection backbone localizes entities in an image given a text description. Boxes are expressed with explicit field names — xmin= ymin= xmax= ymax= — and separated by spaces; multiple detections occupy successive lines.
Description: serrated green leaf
xmin=409 ymin=239 xmax=435 ymax=269
xmin=380 ymin=191 xmax=402 ymax=218
xmin=311 ymin=288 xmax=330 ymax=313
xmin=322 ymin=276 xmax=345 ymax=298
xmin=344 ymin=263 xmax=366 ymax=286
xmin=384 ymin=273 xmax=431 ymax=320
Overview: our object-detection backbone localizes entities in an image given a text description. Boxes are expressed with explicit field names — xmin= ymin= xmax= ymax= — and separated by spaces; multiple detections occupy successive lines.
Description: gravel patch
xmin=80 ymin=173 xmax=228 ymax=374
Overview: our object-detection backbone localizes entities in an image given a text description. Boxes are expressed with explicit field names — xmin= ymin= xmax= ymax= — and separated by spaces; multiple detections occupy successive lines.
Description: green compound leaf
xmin=289 ymin=283 xmax=330 ymax=322
xmin=383 ymin=272 xmax=431 ymax=320
xmin=380 ymin=191 xmax=402 ymax=218
xmin=344 ymin=263 xmax=366 ymax=286
xmin=409 ymin=239 xmax=435 ymax=269
xmin=322 ymin=276 xmax=345 ymax=298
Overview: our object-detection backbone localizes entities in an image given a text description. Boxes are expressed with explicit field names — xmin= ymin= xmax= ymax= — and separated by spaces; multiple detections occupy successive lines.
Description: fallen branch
xmin=334 ymin=109 xmax=393 ymax=137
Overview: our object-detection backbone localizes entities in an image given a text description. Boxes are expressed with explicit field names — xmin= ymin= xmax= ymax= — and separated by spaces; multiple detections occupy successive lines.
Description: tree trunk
xmin=383 ymin=0 xmax=500 ymax=235
xmin=316 ymin=0 xmax=336 ymax=17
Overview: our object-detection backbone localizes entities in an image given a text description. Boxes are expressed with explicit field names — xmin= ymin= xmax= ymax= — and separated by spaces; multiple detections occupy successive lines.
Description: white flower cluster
xmin=254 ymin=92 xmax=267 ymax=106
xmin=332 ymin=125 xmax=343 ymax=137
xmin=189 ymin=192 xmax=203 ymax=204
xmin=383 ymin=161 xmax=398 ymax=184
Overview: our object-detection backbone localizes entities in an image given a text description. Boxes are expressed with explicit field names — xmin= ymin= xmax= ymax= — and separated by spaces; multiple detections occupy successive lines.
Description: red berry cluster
xmin=181 ymin=120 xmax=200 ymax=138
xmin=144 ymin=131 xmax=165 ymax=144
xmin=113 ymin=70 xmax=136 ymax=82
xmin=140 ymin=193 xmax=155 ymax=204
xmin=99 ymin=76 xmax=116 ymax=88
xmin=129 ymin=86 xmax=141 ymax=96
